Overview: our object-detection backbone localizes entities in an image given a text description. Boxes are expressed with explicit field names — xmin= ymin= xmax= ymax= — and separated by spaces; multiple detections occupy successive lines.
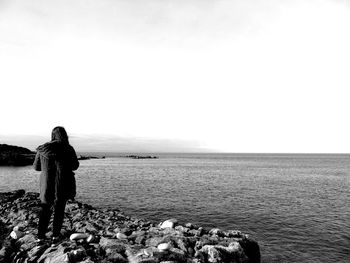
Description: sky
xmin=1 ymin=0 xmax=350 ymax=153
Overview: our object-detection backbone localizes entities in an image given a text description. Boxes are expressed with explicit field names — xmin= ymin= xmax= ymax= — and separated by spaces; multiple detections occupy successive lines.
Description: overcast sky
xmin=1 ymin=0 xmax=350 ymax=153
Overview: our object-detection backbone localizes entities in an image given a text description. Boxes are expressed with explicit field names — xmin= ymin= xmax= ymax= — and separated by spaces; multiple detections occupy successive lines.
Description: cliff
xmin=0 ymin=144 xmax=35 ymax=166
xmin=0 ymin=190 xmax=261 ymax=263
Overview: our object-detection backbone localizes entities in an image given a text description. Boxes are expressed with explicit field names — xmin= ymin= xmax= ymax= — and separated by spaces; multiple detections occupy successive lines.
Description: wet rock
xmin=68 ymin=248 xmax=87 ymax=262
xmin=224 ymin=230 xmax=243 ymax=238
xmin=168 ymin=247 xmax=187 ymax=261
xmin=70 ymin=233 xmax=89 ymax=241
xmin=37 ymin=244 xmax=70 ymax=263
xmin=209 ymin=228 xmax=225 ymax=237
xmin=79 ymin=259 xmax=95 ymax=263
xmin=27 ymin=244 xmax=50 ymax=262
xmin=238 ymin=238 xmax=261 ymax=263
xmin=158 ymin=243 xmax=171 ymax=251
xmin=160 ymin=219 xmax=178 ymax=229
xmin=99 ymin=237 xmax=127 ymax=255
xmin=10 ymin=230 xmax=25 ymax=240
xmin=174 ymin=238 xmax=188 ymax=253
xmin=117 ymin=232 xmax=128 ymax=240
xmin=106 ymin=251 xmax=128 ymax=262
xmin=175 ymin=225 xmax=190 ymax=234
xmin=146 ymin=236 xmax=166 ymax=247
xmin=16 ymin=233 xmax=37 ymax=251
xmin=197 ymin=242 xmax=249 ymax=263
xmin=86 ymin=234 xmax=96 ymax=243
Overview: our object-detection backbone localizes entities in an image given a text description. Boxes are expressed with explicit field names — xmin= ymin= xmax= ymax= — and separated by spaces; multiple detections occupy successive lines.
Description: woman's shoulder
xmin=36 ymin=141 xmax=57 ymax=157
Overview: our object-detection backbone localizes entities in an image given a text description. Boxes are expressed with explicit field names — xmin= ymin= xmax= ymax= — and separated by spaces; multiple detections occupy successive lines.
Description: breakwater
xmin=0 ymin=190 xmax=260 ymax=263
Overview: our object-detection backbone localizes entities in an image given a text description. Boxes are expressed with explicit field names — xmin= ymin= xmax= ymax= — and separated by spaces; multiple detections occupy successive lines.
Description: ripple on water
xmin=1 ymin=154 xmax=349 ymax=263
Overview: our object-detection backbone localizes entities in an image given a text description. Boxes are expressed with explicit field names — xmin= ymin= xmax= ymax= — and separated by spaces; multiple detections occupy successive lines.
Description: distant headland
xmin=0 ymin=144 xmax=35 ymax=166
xmin=121 ymin=155 xmax=159 ymax=159
xmin=0 ymin=144 xmax=105 ymax=166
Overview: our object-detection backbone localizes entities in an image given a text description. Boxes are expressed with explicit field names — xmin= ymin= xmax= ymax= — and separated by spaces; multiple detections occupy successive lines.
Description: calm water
xmin=0 ymin=153 xmax=349 ymax=263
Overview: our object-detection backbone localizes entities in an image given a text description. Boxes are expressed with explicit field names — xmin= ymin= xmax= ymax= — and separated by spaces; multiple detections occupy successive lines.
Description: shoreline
xmin=0 ymin=190 xmax=261 ymax=263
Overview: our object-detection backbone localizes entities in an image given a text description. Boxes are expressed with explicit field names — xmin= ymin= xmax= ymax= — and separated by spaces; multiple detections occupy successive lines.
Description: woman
xmin=33 ymin=126 xmax=79 ymax=243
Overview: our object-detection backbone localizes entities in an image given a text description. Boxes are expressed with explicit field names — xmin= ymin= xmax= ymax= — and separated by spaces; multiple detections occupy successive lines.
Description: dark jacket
xmin=33 ymin=141 xmax=79 ymax=204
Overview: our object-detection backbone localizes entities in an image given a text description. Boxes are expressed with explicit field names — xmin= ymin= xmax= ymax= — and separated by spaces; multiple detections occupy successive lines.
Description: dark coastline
xmin=0 ymin=144 xmax=35 ymax=166
xmin=0 ymin=190 xmax=261 ymax=263
xmin=0 ymin=144 xmax=107 ymax=166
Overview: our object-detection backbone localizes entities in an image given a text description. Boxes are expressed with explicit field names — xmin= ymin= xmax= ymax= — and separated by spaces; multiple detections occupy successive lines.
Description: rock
xmin=106 ymin=251 xmax=128 ymax=262
xmin=189 ymin=229 xmax=202 ymax=236
xmin=70 ymin=233 xmax=89 ymax=241
xmin=157 ymin=243 xmax=171 ymax=251
xmin=10 ymin=230 xmax=25 ymax=239
xmin=209 ymin=228 xmax=224 ymax=237
xmin=16 ymin=233 xmax=37 ymax=251
xmin=79 ymin=259 xmax=95 ymax=263
xmin=13 ymin=225 xmax=24 ymax=232
xmin=175 ymin=226 xmax=190 ymax=233
xmin=224 ymin=230 xmax=243 ymax=238
xmin=185 ymin=223 xmax=195 ymax=229
xmin=99 ymin=237 xmax=127 ymax=255
xmin=68 ymin=248 xmax=87 ymax=262
xmin=174 ymin=238 xmax=188 ymax=253
xmin=198 ymin=243 xmax=249 ymax=263
xmin=86 ymin=234 xmax=96 ymax=243
xmin=238 ymin=238 xmax=261 ymax=263
xmin=116 ymin=232 xmax=128 ymax=240
xmin=168 ymin=247 xmax=187 ymax=261
xmin=160 ymin=219 xmax=178 ymax=229
xmin=135 ymin=235 xmax=146 ymax=245
xmin=36 ymin=244 xmax=70 ymax=263
xmin=27 ymin=245 xmax=50 ymax=262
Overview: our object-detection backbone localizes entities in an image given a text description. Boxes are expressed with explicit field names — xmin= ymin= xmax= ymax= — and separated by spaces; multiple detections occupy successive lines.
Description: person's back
xmin=33 ymin=126 xmax=79 ymax=244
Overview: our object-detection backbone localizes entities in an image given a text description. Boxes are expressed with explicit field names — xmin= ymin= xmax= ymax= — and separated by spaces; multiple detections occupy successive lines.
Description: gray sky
xmin=1 ymin=0 xmax=350 ymax=152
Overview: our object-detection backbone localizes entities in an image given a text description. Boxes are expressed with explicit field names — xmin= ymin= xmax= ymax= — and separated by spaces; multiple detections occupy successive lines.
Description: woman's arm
xmin=70 ymin=147 xmax=79 ymax=171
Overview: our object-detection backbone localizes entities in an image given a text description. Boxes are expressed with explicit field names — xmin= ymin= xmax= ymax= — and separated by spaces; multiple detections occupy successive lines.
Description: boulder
xmin=160 ymin=219 xmax=178 ymax=229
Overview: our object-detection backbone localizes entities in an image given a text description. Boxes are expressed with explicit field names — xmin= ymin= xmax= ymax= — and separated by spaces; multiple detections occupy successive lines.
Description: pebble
xmin=116 ymin=232 xmax=128 ymax=240
xmin=157 ymin=243 xmax=171 ymax=251
xmin=10 ymin=230 xmax=24 ymax=239
xmin=86 ymin=234 xmax=95 ymax=243
xmin=160 ymin=219 xmax=178 ymax=229
xmin=70 ymin=233 xmax=89 ymax=241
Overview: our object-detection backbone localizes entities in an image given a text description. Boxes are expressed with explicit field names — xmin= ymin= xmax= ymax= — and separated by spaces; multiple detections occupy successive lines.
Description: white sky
xmin=1 ymin=0 xmax=350 ymax=153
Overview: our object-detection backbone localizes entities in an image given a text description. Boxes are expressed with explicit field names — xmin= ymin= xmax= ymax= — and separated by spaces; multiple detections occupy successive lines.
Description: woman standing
xmin=33 ymin=126 xmax=79 ymax=244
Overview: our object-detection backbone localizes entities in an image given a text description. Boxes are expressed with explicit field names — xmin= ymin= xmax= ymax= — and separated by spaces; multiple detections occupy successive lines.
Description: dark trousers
xmin=38 ymin=199 xmax=67 ymax=238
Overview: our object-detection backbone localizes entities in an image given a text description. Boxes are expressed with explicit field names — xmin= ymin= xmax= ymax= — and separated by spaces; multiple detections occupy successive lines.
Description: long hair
xmin=51 ymin=126 xmax=69 ymax=144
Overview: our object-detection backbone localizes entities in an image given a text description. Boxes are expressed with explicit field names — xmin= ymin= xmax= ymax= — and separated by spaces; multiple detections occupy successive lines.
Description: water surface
xmin=0 ymin=153 xmax=349 ymax=262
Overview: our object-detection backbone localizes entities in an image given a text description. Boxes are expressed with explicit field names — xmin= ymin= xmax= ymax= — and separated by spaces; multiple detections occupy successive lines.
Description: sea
xmin=0 ymin=153 xmax=349 ymax=263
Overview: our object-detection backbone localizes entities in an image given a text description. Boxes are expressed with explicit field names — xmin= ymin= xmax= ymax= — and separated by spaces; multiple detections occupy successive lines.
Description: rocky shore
xmin=0 ymin=190 xmax=260 ymax=263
